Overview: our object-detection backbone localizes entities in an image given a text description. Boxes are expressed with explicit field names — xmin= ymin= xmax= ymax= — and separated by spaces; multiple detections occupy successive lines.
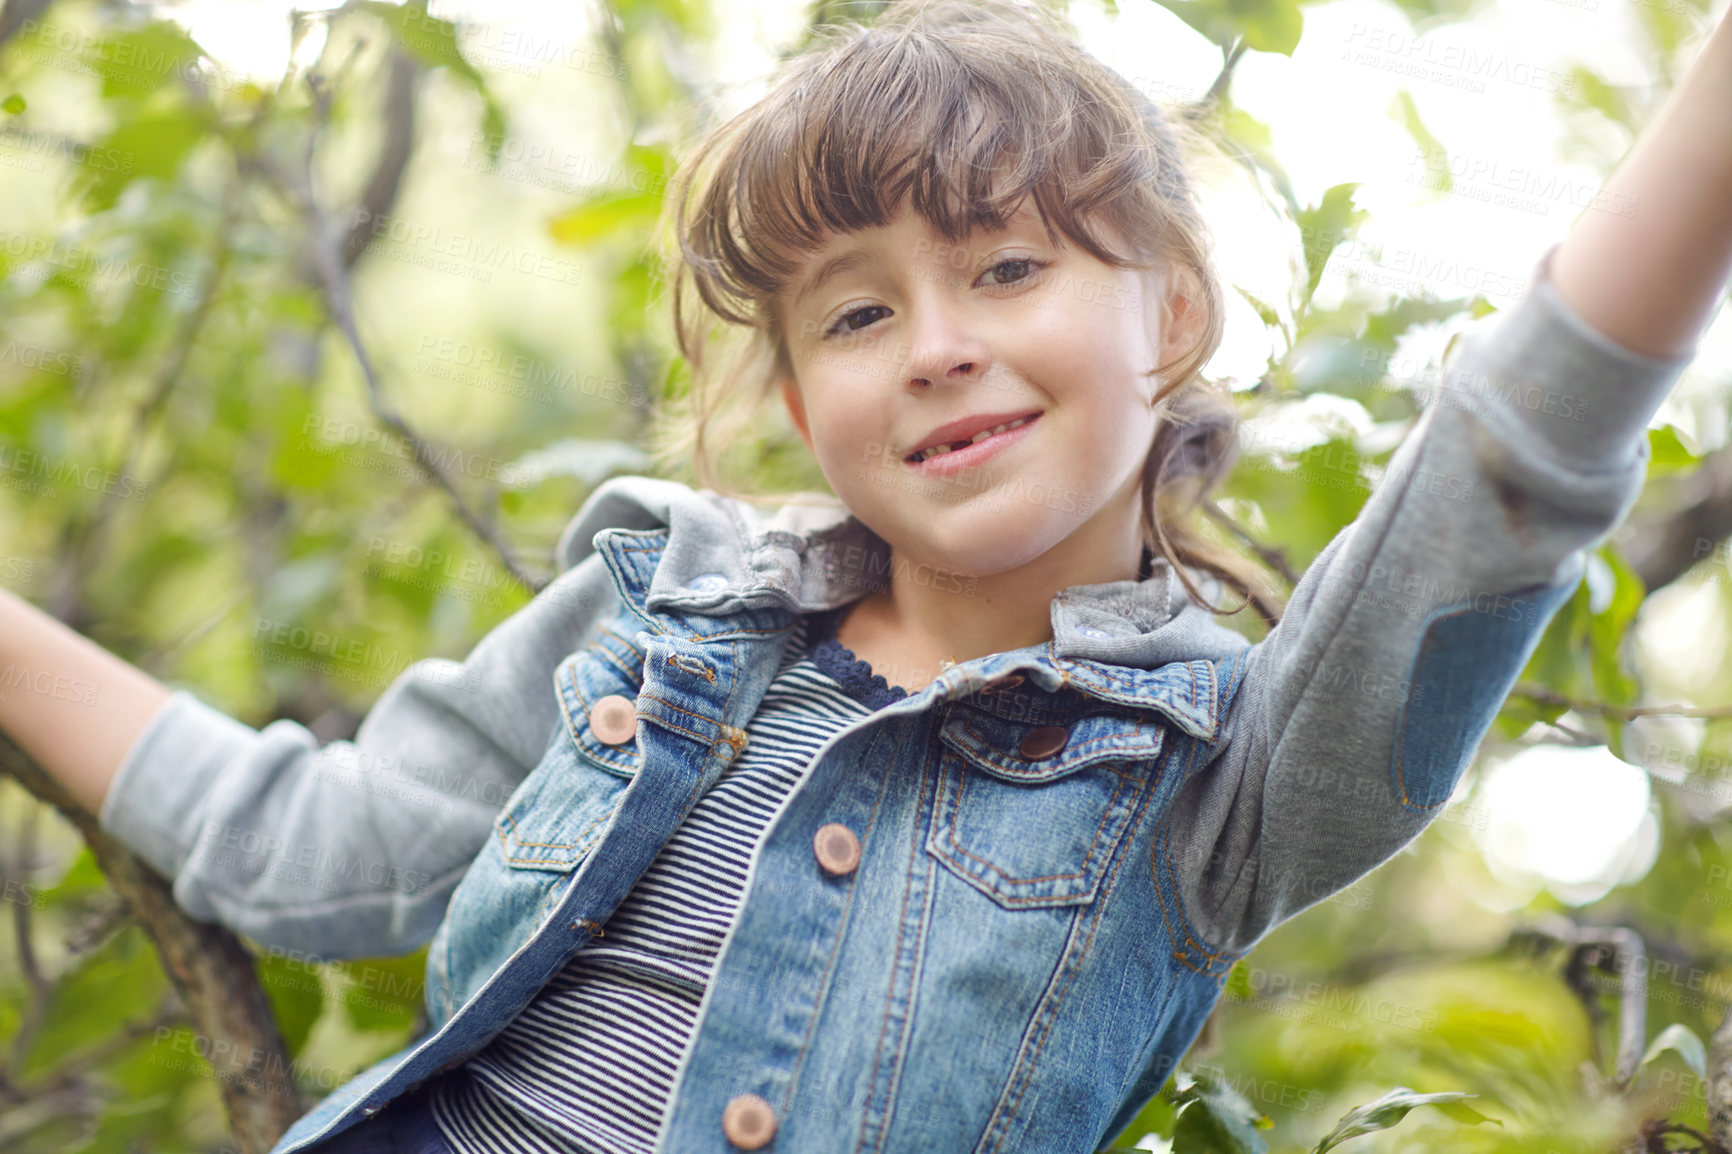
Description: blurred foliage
xmin=0 ymin=0 xmax=1729 ymax=1151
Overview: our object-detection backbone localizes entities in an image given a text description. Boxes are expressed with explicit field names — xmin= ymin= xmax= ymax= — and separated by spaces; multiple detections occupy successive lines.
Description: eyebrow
xmin=793 ymin=247 xmax=873 ymax=309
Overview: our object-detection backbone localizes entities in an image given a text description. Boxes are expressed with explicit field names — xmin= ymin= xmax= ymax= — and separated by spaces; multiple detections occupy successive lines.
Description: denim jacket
xmin=100 ymin=243 xmax=1692 ymax=1153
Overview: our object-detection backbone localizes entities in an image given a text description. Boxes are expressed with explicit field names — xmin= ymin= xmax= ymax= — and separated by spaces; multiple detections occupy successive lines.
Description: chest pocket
xmin=494 ymin=625 xmax=647 ymax=872
xmin=927 ymin=702 xmax=1167 ymax=909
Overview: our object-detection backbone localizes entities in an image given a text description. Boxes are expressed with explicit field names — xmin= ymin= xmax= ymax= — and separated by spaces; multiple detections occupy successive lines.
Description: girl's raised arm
xmin=1153 ymin=12 xmax=1730 ymax=962
xmin=1550 ymin=5 xmax=1732 ymax=361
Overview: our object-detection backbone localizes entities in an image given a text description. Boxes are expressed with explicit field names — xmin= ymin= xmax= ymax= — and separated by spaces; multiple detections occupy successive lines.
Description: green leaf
xmin=1235 ymin=284 xmax=1284 ymax=332
xmin=337 ymin=948 xmax=429 ymax=1032
xmin=1159 ymin=0 xmax=1303 ymax=56
xmin=501 ymin=438 xmax=651 ymax=488
xmin=1647 ymin=424 xmax=1703 ymax=478
xmin=1310 ymin=1087 xmax=1491 ymax=1153
xmin=75 ymin=105 xmax=206 ymax=212
xmin=1170 ymin=1068 xmax=1271 ymax=1154
xmin=22 ymin=924 xmax=169 ymax=1079
xmin=1639 ymin=1023 xmax=1708 ymax=1078
xmin=1 ymin=93 xmax=24 ymax=115
xmin=37 ymin=844 xmax=108 ymax=907
xmin=1585 ymin=542 xmax=1645 ymax=711
xmin=549 ymin=188 xmax=664 ymax=246
xmin=1389 ymin=89 xmax=1449 ymax=195
xmin=255 ymin=952 xmax=326 ymax=1059
xmin=358 ymin=1 xmax=508 ymax=160
xmin=89 ymin=24 xmax=209 ymax=102
xmin=1295 ymin=184 xmax=1367 ymax=311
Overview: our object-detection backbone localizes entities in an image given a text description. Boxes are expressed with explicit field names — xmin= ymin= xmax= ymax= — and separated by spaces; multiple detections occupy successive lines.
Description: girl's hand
xmin=1548 ymin=4 xmax=1732 ymax=362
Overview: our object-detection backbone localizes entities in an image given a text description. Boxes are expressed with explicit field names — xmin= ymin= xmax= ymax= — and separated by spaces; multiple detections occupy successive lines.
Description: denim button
xmin=591 ymin=695 xmax=637 ymax=745
xmin=1019 ymin=725 xmax=1069 ymax=760
xmin=813 ymin=823 xmax=861 ymax=876
xmin=722 ymin=1094 xmax=776 ymax=1148
xmin=1074 ymin=624 xmax=1113 ymax=639
xmin=690 ymin=571 xmax=729 ymax=592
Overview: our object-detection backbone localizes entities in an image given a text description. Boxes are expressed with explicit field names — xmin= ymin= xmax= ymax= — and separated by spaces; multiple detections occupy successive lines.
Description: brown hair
xmin=646 ymin=0 xmax=1283 ymax=627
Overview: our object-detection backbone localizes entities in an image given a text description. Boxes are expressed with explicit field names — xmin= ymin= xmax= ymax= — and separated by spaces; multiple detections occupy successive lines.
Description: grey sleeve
xmin=97 ymin=545 xmax=623 ymax=961
xmin=1160 ymin=242 xmax=1697 ymax=960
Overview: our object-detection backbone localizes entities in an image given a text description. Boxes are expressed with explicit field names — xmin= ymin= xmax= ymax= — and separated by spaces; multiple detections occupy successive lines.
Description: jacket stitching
xmin=665 ymin=652 xmax=718 ymax=682
xmin=495 ymin=801 xmax=618 ymax=861
xmin=855 ymin=742 xmax=933 ymax=1154
xmin=1150 ymin=653 xmax=1243 ymax=973
xmin=934 ymin=755 xmax=1128 ymax=890
xmin=951 ymin=714 xmax=1160 ymax=776
xmin=1159 ymin=656 xmax=1247 ymax=967
xmin=983 ymin=741 xmax=1164 ymax=1150
xmin=593 ymin=628 xmax=647 ymax=682
xmin=780 ymin=738 xmax=897 ymax=1117
xmin=556 ymin=659 xmax=640 ymax=775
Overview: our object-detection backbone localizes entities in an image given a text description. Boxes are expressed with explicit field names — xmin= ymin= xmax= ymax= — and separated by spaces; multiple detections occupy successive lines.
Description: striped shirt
xmin=428 ymin=606 xmax=907 ymax=1154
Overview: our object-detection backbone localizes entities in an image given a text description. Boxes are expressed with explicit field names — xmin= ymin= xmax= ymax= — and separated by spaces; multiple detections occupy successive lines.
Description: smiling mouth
xmin=906 ymin=414 xmax=1040 ymax=464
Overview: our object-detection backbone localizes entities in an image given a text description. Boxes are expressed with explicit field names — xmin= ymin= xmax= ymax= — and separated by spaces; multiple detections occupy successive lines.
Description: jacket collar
xmin=557 ymin=476 xmax=1250 ymax=736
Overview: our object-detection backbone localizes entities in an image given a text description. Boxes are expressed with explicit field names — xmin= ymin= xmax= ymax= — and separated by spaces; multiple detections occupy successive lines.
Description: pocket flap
xmin=939 ymin=704 xmax=1167 ymax=783
xmin=555 ymin=627 xmax=648 ymax=779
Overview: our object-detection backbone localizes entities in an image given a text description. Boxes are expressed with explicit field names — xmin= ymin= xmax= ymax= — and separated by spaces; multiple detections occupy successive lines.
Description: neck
xmin=847 ymin=482 xmax=1150 ymax=676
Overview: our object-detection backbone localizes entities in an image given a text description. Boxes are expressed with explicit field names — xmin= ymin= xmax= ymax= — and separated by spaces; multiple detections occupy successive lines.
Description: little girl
xmin=7 ymin=0 xmax=1731 ymax=1151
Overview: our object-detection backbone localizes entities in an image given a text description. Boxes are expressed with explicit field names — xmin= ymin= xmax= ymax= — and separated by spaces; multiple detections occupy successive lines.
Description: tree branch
xmin=0 ymin=738 xmax=300 ymax=1154
xmin=1509 ymin=684 xmax=1732 ymax=721
xmin=0 ymin=0 xmax=51 ymax=51
xmin=1618 ymin=443 xmax=1732 ymax=595
xmin=339 ymin=47 xmax=418 ymax=270
xmin=290 ymin=72 xmax=545 ymax=595
xmin=1708 ymin=995 xmax=1732 ymax=1146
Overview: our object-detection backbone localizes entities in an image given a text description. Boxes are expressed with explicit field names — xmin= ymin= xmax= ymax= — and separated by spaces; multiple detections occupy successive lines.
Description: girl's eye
xmin=978 ymin=257 xmax=1047 ymax=287
xmin=819 ymin=257 xmax=1050 ymax=339
xmin=825 ymin=304 xmax=891 ymax=339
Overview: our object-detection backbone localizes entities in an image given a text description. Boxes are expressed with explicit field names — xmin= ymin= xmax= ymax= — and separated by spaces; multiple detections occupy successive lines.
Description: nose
xmin=902 ymin=292 xmax=991 ymax=392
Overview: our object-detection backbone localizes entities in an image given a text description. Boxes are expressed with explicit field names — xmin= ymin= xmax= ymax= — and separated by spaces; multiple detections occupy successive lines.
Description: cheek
xmin=810 ymin=407 xmax=887 ymax=476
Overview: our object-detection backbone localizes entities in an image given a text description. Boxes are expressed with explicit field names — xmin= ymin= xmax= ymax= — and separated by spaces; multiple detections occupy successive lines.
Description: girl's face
xmin=774 ymin=198 xmax=1198 ymax=584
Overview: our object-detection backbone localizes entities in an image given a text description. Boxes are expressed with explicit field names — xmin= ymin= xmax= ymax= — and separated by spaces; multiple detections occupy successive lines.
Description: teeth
xmin=913 ymin=415 xmax=1034 ymax=463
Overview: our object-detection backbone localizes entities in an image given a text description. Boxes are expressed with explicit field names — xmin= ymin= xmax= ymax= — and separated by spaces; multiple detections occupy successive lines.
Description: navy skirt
xmin=309 ymin=1079 xmax=456 ymax=1154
